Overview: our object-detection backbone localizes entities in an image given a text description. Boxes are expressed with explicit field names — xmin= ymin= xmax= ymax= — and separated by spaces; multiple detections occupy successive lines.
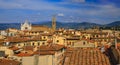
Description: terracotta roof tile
xmin=5 ymin=37 xmax=29 ymax=43
xmin=39 ymin=44 xmax=65 ymax=51
xmin=0 ymin=59 xmax=20 ymax=65
xmin=5 ymin=36 xmax=45 ymax=43
xmin=34 ymin=51 xmax=55 ymax=55
xmin=16 ymin=52 xmax=33 ymax=57
xmin=63 ymin=48 xmax=111 ymax=65
xmin=9 ymin=46 xmax=19 ymax=51
xmin=0 ymin=39 xmax=4 ymax=43
xmin=23 ymin=46 xmax=35 ymax=51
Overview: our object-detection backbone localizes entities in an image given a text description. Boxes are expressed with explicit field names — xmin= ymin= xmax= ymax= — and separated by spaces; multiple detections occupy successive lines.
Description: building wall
xmin=0 ymin=31 xmax=7 ymax=36
xmin=54 ymin=49 xmax=65 ymax=65
xmin=38 ymin=50 xmax=65 ymax=65
xmin=19 ymin=49 xmax=65 ymax=65
xmin=53 ymin=36 xmax=65 ymax=45
xmin=73 ymin=40 xmax=95 ymax=47
xmin=0 ymin=46 xmax=14 ymax=56
xmin=16 ymin=41 xmax=47 ymax=48
xmin=19 ymin=55 xmax=53 ymax=65
xmin=0 ymin=35 xmax=4 ymax=39
xmin=38 ymin=55 xmax=53 ymax=65
xmin=65 ymin=40 xmax=78 ymax=47
xmin=22 ymin=56 xmax=35 ymax=65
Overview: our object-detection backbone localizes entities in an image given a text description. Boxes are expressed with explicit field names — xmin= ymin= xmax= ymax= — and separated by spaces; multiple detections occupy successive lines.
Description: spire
xmin=52 ymin=15 xmax=56 ymax=32
xmin=25 ymin=19 xmax=29 ymax=24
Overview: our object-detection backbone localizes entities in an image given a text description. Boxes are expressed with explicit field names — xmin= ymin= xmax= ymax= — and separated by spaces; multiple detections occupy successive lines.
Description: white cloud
xmin=0 ymin=0 xmax=67 ymax=11
xmin=0 ymin=0 xmax=120 ymax=24
xmin=57 ymin=13 xmax=64 ymax=16
xmin=65 ymin=0 xmax=85 ymax=3
xmin=72 ymin=0 xmax=85 ymax=3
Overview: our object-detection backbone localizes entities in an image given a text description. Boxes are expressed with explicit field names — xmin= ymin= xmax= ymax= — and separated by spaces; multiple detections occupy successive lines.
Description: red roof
xmin=38 ymin=44 xmax=65 ymax=51
xmin=0 ymin=59 xmax=20 ymax=65
xmin=16 ymin=52 xmax=33 ymax=57
xmin=9 ymin=46 xmax=19 ymax=50
xmin=23 ymin=46 xmax=35 ymax=51
xmin=63 ymin=48 xmax=111 ymax=65
xmin=34 ymin=51 xmax=55 ymax=55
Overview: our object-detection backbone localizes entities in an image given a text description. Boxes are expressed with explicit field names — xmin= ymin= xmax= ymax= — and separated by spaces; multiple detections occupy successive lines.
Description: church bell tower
xmin=52 ymin=16 xmax=56 ymax=32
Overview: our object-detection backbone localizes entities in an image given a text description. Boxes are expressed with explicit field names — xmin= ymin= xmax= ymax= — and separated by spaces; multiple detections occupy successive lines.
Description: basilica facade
xmin=20 ymin=16 xmax=56 ymax=35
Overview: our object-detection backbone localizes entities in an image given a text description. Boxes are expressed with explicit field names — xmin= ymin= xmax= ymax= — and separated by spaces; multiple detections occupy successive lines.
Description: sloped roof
xmin=39 ymin=44 xmax=65 ymax=51
xmin=0 ymin=59 xmax=20 ymax=65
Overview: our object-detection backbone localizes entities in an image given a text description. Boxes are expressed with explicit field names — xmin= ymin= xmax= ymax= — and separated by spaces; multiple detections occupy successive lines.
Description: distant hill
xmin=0 ymin=21 xmax=120 ymax=30
xmin=33 ymin=21 xmax=63 ymax=28
xmin=33 ymin=21 xmax=101 ymax=29
xmin=105 ymin=21 xmax=120 ymax=27
xmin=0 ymin=23 xmax=20 ymax=30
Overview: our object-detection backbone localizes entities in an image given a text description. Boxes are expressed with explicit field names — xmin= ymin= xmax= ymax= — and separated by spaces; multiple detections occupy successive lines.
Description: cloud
xmin=0 ymin=0 xmax=66 ymax=11
xmin=57 ymin=13 xmax=64 ymax=16
xmin=0 ymin=0 xmax=120 ymax=24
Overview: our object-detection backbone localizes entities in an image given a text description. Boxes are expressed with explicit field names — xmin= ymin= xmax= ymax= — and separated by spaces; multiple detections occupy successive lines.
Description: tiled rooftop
xmin=63 ymin=48 xmax=112 ymax=65
xmin=0 ymin=39 xmax=4 ymax=44
xmin=9 ymin=46 xmax=19 ymax=51
xmin=23 ymin=46 xmax=35 ymax=51
xmin=34 ymin=50 xmax=55 ymax=55
xmin=5 ymin=36 xmax=45 ymax=43
xmin=39 ymin=44 xmax=65 ymax=51
xmin=15 ymin=52 xmax=33 ymax=57
xmin=0 ymin=59 xmax=20 ymax=65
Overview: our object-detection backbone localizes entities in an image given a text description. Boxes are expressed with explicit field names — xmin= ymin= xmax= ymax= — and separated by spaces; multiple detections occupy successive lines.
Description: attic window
xmin=18 ymin=44 xmax=20 ymax=46
xmin=83 ymin=42 xmax=86 ymax=45
xmin=96 ymin=35 xmax=98 ymax=38
xmin=42 ymin=42 xmax=45 ymax=45
xmin=56 ymin=40 xmax=59 ymax=42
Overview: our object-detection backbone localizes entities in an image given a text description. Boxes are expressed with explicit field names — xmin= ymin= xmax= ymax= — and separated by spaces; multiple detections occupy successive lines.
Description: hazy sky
xmin=0 ymin=0 xmax=120 ymax=24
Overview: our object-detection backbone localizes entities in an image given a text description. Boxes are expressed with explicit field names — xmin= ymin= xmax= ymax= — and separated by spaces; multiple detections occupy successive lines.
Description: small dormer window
xmin=44 ymin=37 xmax=46 ymax=39
xmin=56 ymin=40 xmax=59 ymax=42
xmin=18 ymin=44 xmax=20 ymax=46
xmin=33 ymin=43 xmax=35 ymax=46
xmin=83 ymin=42 xmax=86 ymax=45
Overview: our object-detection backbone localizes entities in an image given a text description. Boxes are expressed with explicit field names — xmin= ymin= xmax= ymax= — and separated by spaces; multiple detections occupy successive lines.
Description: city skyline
xmin=0 ymin=0 xmax=120 ymax=24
